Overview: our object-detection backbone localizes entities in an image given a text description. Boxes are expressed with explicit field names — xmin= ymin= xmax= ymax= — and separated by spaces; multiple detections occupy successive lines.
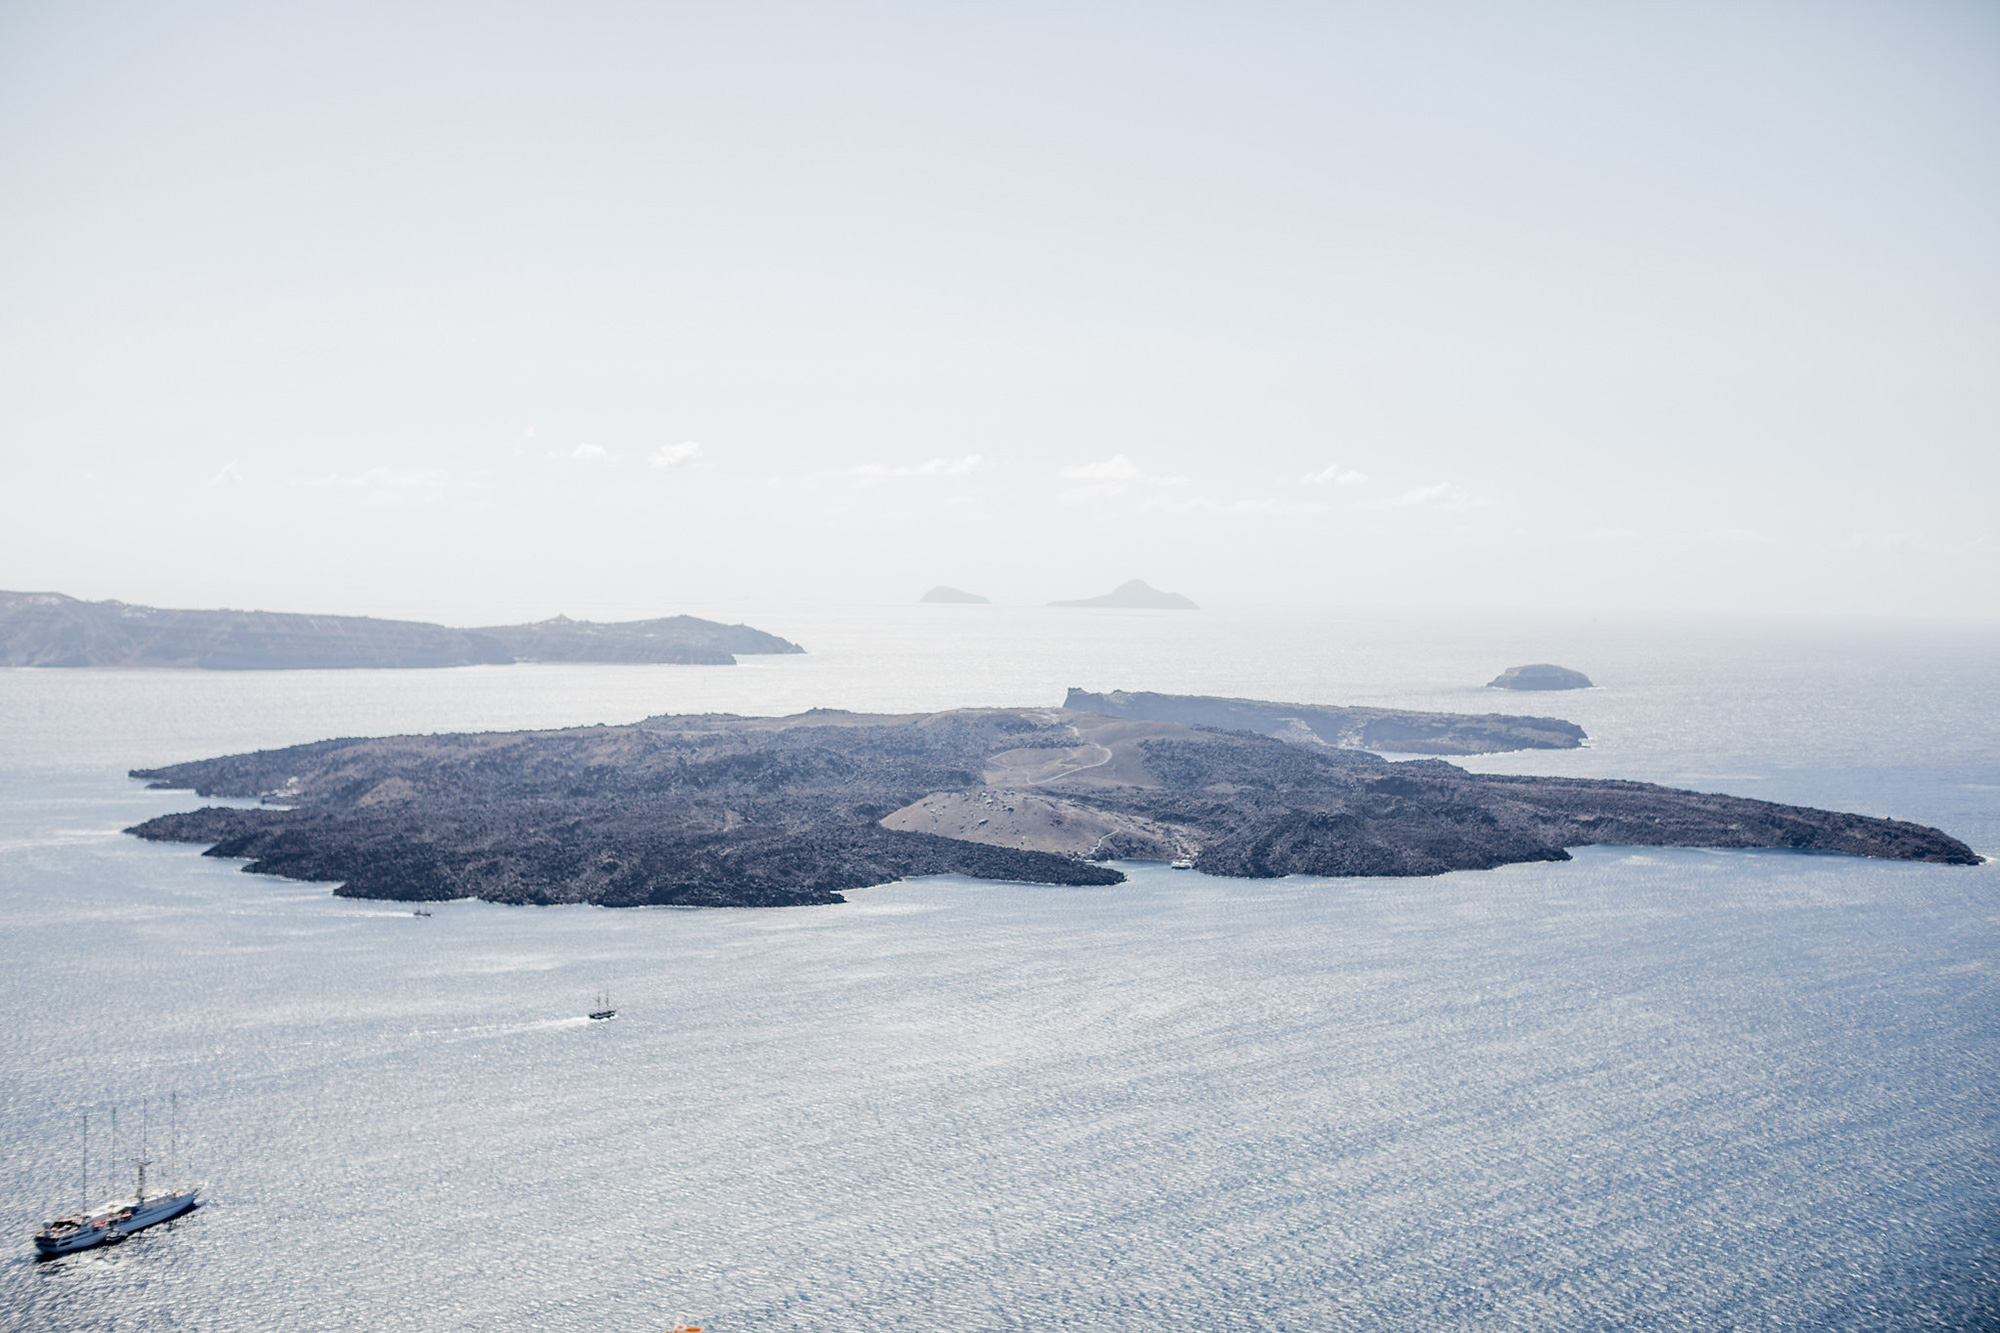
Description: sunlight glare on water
xmin=2 ymin=608 xmax=1996 ymax=1330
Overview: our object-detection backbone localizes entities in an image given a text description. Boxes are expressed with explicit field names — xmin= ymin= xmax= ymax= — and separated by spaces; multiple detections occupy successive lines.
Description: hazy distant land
xmin=1489 ymin=663 xmax=1595 ymax=690
xmin=468 ymin=614 xmax=800 ymax=664
xmin=128 ymin=691 xmax=1976 ymax=909
xmin=1065 ymin=689 xmax=1587 ymax=754
xmin=920 ymin=586 xmax=990 ymax=604
xmin=1049 ymin=579 xmax=1198 ymax=610
xmin=0 ymin=590 xmax=802 ymax=668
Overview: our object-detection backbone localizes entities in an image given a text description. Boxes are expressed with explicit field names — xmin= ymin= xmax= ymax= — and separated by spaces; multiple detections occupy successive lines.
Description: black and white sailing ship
xmin=34 ymin=1098 xmax=199 ymax=1257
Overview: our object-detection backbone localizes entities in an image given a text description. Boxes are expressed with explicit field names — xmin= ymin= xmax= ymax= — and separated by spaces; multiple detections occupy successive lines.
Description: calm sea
xmin=2 ymin=606 xmax=1996 ymax=1330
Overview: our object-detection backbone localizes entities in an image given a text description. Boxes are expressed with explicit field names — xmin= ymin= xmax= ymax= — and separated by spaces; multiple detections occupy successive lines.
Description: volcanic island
xmin=125 ymin=689 xmax=1979 ymax=908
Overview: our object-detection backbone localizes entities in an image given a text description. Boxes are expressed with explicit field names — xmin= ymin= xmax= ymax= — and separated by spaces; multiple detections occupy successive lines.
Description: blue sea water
xmin=2 ymin=606 xmax=1996 ymax=1330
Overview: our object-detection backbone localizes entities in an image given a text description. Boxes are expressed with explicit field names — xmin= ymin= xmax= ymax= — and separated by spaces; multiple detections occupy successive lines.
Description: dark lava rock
xmin=1488 ymin=663 xmax=1594 ymax=691
xmin=125 ymin=697 xmax=1976 ymax=909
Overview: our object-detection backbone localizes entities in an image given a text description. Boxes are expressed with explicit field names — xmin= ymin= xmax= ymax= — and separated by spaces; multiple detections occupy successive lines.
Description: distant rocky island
xmin=467 ymin=614 xmax=800 ymax=664
xmin=0 ymin=590 xmax=802 ymax=668
xmin=920 ymin=586 xmax=990 ymax=604
xmin=1050 ymin=579 xmax=1198 ymax=610
xmin=128 ymin=690 xmax=1976 ymax=909
xmin=1066 ymin=689 xmax=1588 ymax=754
xmin=1489 ymin=663 xmax=1594 ymax=690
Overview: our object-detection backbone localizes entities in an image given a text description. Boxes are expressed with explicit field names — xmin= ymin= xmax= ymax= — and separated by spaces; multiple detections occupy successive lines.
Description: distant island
xmin=1065 ymin=689 xmax=1587 ymax=754
xmin=0 ymin=590 xmax=802 ymax=669
xmin=129 ymin=690 xmax=1975 ymax=909
xmin=468 ymin=614 xmax=801 ymax=664
xmin=920 ymin=586 xmax=990 ymax=604
xmin=1049 ymin=579 xmax=1198 ymax=610
xmin=1488 ymin=664 xmax=1594 ymax=691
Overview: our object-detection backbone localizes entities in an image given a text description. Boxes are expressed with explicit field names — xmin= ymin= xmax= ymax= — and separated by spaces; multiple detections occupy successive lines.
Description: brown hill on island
xmin=128 ymin=695 xmax=1976 ymax=909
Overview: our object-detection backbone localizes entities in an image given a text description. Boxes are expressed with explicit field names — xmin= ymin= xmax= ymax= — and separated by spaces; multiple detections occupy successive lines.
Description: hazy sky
xmin=3 ymin=1 xmax=1995 ymax=622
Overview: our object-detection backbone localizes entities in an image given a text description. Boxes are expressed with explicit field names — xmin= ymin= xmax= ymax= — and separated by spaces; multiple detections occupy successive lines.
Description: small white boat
xmin=1169 ymin=858 xmax=1195 ymax=870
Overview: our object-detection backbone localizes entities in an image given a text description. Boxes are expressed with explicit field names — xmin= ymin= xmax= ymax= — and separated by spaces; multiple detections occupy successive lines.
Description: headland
xmin=0 ymin=590 xmax=801 ymax=668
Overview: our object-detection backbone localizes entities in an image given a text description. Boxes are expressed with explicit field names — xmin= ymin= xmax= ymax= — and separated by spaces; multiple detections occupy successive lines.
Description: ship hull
xmin=34 ymin=1191 xmax=199 ymax=1257
xmin=33 ymin=1222 xmax=115 ymax=1256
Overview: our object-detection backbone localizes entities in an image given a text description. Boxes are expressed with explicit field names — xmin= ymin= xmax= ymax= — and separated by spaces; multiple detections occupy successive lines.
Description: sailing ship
xmin=34 ymin=1098 xmax=199 ymax=1257
xmin=588 ymin=992 xmax=617 ymax=1021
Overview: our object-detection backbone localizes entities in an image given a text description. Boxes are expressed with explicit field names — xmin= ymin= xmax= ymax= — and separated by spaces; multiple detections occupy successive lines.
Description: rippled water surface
xmin=3 ymin=607 xmax=1996 ymax=1330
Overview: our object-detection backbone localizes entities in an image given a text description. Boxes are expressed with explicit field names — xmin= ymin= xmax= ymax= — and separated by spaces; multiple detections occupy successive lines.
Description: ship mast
xmin=80 ymin=1110 xmax=89 ymax=1211
xmin=133 ymin=1097 xmax=149 ymax=1202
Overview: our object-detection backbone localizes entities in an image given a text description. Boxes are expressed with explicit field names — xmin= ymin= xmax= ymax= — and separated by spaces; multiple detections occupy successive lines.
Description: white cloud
xmin=1056 ymin=454 xmax=1193 ymax=502
xmin=1367 ymin=482 xmax=1492 ymax=513
xmin=1843 ymin=531 xmax=1924 ymax=553
xmin=206 ymin=460 xmax=244 ymax=487
xmin=848 ymin=454 xmax=985 ymax=484
xmin=1059 ymin=455 xmax=1146 ymax=483
xmin=1694 ymin=527 xmax=1779 ymax=546
xmin=1297 ymin=463 xmax=1368 ymax=487
xmin=302 ymin=466 xmax=450 ymax=490
xmin=285 ymin=465 xmax=461 ymax=507
xmin=650 ymin=441 xmax=704 ymax=469
xmin=559 ymin=443 xmax=610 ymax=461
xmin=1146 ymin=495 xmax=1331 ymax=515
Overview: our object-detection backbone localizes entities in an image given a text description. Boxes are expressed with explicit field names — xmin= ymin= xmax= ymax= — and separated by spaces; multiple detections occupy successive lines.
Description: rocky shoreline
xmin=127 ymin=696 xmax=1978 ymax=908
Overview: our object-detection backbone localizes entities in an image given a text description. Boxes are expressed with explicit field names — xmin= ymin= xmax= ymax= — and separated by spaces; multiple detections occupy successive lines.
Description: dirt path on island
xmin=881 ymin=719 xmax=1194 ymax=860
